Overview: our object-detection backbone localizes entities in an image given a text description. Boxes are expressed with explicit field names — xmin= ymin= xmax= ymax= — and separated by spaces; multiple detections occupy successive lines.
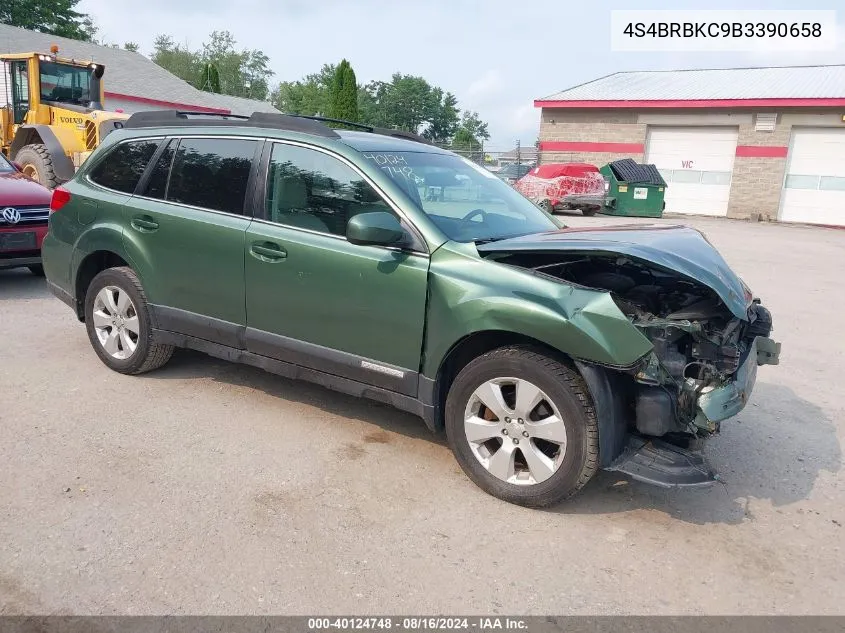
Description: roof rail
xmin=123 ymin=110 xmax=434 ymax=145
xmin=124 ymin=110 xmax=341 ymax=138
xmin=291 ymin=114 xmax=434 ymax=145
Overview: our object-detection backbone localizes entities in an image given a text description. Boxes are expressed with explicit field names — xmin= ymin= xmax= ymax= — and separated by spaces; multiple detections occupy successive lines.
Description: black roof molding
xmin=124 ymin=110 xmax=435 ymax=145
xmin=124 ymin=110 xmax=341 ymax=138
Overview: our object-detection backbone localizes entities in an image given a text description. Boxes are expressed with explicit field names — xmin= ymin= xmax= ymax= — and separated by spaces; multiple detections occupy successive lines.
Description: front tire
xmin=445 ymin=346 xmax=599 ymax=507
xmin=14 ymin=144 xmax=61 ymax=189
xmin=84 ymin=266 xmax=174 ymax=375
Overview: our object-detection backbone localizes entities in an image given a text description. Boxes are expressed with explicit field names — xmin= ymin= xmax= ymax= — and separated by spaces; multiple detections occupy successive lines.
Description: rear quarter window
xmin=88 ymin=139 xmax=161 ymax=193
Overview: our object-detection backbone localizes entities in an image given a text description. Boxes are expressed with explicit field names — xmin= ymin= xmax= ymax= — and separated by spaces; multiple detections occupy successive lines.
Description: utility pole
xmin=516 ymin=139 xmax=521 ymax=168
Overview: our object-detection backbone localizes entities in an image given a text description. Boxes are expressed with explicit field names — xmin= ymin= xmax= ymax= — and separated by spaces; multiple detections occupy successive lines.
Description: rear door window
xmin=88 ymin=139 xmax=161 ymax=193
xmin=166 ymin=137 xmax=258 ymax=214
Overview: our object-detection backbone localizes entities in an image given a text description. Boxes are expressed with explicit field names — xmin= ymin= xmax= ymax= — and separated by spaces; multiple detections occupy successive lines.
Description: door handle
xmin=130 ymin=215 xmax=159 ymax=232
xmin=250 ymin=241 xmax=287 ymax=262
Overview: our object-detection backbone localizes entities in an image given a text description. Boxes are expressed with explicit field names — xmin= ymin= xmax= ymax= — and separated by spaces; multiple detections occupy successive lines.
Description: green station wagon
xmin=42 ymin=111 xmax=780 ymax=507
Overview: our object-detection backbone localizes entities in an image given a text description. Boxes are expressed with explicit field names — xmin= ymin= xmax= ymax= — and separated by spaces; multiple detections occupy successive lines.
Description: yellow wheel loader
xmin=1 ymin=45 xmax=129 ymax=188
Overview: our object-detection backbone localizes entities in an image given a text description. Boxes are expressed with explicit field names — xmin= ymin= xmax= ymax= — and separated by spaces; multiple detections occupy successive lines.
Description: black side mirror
xmin=346 ymin=212 xmax=406 ymax=247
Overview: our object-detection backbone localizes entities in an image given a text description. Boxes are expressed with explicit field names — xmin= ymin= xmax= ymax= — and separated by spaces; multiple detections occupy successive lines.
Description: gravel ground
xmin=1 ymin=215 xmax=842 ymax=615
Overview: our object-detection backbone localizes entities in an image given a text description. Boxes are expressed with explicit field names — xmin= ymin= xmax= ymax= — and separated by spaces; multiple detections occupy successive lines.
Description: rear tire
xmin=582 ymin=206 xmax=599 ymax=216
xmin=28 ymin=264 xmax=45 ymax=277
xmin=84 ymin=266 xmax=174 ymax=375
xmin=445 ymin=346 xmax=599 ymax=507
xmin=14 ymin=144 xmax=61 ymax=189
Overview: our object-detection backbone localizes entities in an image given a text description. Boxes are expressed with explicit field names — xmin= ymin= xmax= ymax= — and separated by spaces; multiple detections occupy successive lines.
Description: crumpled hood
xmin=477 ymin=224 xmax=753 ymax=320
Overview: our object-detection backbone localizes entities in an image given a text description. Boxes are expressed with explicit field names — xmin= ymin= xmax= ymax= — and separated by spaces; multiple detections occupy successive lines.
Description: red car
xmin=514 ymin=163 xmax=609 ymax=216
xmin=0 ymin=153 xmax=52 ymax=276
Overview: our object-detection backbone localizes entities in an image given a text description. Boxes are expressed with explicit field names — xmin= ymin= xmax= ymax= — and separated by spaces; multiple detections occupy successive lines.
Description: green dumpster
xmin=600 ymin=158 xmax=667 ymax=218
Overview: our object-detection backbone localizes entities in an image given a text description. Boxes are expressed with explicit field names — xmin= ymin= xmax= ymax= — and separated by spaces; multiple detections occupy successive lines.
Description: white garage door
xmin=645 ymin=127 xmax=738 ymax=216
xmin=780 ymin=128 xmax=845 ymax=226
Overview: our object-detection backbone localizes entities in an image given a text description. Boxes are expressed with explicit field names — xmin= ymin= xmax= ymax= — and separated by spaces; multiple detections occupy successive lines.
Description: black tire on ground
xmin=84 ymin=266 xmax=174 ymax=375
xmin=14 ymin=144 xmax=62 ymax=189
xmin=581 ymin=206 xmax=599 ymax=216
xmin=444 ymin=346 xmax=600 ymax=507
xmin=28 ymin=264 xmax=45 ymax=277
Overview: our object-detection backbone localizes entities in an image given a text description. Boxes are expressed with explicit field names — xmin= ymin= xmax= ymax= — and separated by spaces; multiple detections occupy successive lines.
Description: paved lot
xmin=1 ymin=215 xmax=843 ymax=615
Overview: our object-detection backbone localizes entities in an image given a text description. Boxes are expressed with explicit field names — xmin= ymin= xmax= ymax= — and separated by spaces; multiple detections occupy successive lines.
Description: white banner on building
xmin=611 ymin=10 xmax=838 ymax=52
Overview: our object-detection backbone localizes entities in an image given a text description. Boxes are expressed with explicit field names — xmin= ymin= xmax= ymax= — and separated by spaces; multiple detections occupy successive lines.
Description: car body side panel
xmin=42 ymin=179 xmax=131 ymax=294
xmin=121 ymin=198 xmax=250 ymax=326
xmin=421 ymin=242 xmax=654 ymax=378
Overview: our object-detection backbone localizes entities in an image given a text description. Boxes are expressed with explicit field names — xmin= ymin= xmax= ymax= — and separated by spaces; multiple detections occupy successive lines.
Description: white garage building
xmin=536 ymin=65 xmax=845 ymax=226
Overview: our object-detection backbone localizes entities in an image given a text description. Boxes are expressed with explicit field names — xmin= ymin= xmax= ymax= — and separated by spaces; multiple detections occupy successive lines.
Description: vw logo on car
xmin=1 ymin=207 xmax=21 ymax=224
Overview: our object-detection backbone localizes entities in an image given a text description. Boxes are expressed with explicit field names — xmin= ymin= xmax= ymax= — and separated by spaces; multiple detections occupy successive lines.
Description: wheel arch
xmin=425 ymin=330 xmax=577 ymax=429
xmin=10 ymin=125 xmax=76 ymax=181
xmin=73 ymin=250 xmax=130 ymax=321
xmin=424 ymin=330 xmax=631 ymax=467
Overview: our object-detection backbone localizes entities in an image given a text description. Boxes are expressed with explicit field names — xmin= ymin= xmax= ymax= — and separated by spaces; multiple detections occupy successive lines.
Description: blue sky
xmin=79 ymin=0 xmax=844 ymax=150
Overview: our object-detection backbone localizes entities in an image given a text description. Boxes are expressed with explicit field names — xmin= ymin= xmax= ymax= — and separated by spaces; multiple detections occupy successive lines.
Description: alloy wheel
xmin=91 ymin=286 xmax=140 ymax=360
xmin=463 ymin=377 xmax=568 ymax=485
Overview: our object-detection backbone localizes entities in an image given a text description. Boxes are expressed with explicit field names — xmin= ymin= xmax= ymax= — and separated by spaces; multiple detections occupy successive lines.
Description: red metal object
xmin=539 ymin=141 xmax=645 ymax=153
xmin=515 ymin=163 xmax=606 ymax=207
xmin=104 ymin=91 xmax=231 ymax=114
xmin=534 ymin=98 xmax=845 ymax=109
xmin=735 ymin=145 xmax=789 ymax=158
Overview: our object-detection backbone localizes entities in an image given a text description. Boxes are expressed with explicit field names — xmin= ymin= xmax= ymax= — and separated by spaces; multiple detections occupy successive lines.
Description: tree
xmin=328 ymin=59 xmax=359 ymax=122
xmin=151 ymin=35 xmax=202 ymax=86
xmin=123 ymin=42 xmax=140 ymax=53
xmin=424 ymin=89 xmax=460 ymax=143
xmin=271 ymin=64 xmax=336 ymax=115
xmin=197 ymin=62 xmax=221 ymax=93
xmin=151 ymin=31 xmax=273 ymax=101
xmin=457 ymin=111 xmax=490 ymax=142
xmin=358 ymin=74 xmax=460 ymax=139
xmin=1 ymin=0 xmax=96 ymax=41
xmin=271 ymin=64 xmax=489 ymax=146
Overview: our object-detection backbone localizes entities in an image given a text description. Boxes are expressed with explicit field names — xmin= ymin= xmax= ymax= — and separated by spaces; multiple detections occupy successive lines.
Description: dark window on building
xmin=167 ymin=138 xmax=257 ymax=214
xmin=144 ymin=139 xmax=176 ymax=200
xmin=89 ymin=139 xmax=160 ymax=193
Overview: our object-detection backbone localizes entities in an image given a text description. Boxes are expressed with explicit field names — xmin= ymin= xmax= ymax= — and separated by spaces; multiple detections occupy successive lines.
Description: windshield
xmin=361 ymin=151 xmax=558 ymax=242
xmin=0 ymin=153 xmax=14 ymax=172
xmin=39 ymin=61 xmax=95 ymax=105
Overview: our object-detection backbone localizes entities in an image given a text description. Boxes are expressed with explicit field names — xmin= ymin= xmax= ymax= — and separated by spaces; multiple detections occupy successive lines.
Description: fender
xmin=10 ymin=125 xmax=76 ymax=181
xmin=71 ymin=224 xmax=128 ymax=298
xmin=421 ymin=243 xmax=653 ymax=379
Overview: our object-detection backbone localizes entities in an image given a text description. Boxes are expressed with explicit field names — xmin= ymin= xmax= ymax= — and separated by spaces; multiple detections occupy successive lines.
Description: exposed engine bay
xmin=490 ymin=251 xmax=776 ymax=442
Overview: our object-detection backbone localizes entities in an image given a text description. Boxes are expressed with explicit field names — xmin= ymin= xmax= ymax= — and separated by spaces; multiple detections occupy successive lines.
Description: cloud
xmin=465 ymin=69 xmax=504 ymax=102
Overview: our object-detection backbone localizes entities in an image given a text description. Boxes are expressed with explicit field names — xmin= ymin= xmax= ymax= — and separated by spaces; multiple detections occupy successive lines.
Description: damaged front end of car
xmin=478 ymin=225 xmax=781 ymax=488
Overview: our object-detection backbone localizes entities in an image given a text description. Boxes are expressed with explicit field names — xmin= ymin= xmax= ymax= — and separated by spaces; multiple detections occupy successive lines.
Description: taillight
xmin=50 ymin=186 xmax=71 ymax=213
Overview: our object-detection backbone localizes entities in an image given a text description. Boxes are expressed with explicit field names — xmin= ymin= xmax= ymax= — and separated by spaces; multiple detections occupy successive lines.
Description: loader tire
xmin=15 ymin=144 xmax=62 ymax=189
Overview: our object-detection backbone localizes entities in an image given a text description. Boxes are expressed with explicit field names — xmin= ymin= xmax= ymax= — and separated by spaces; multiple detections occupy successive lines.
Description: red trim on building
xmin=534 ymin=97 xmax=845 ymax=109
xmin=735 ymin=145 xmax=789 ymax=158
xmin=105 ymin=92 xmax=231 ymax=114
xmin=539 ymin=141 xmax=644 ymax=153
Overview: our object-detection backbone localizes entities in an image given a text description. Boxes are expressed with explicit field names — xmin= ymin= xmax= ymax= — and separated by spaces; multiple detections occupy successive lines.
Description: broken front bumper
xmin=694 ymin=336 xmax=781 ymax=432
xmin=606 ymin=336 xmax=781 ymax=489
